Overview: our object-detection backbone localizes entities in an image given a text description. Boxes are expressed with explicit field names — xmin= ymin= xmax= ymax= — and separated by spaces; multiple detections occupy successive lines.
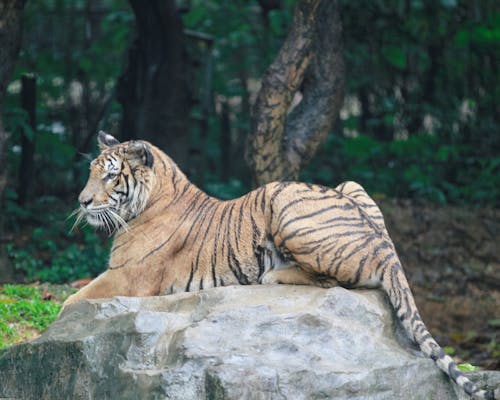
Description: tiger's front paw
xmin=61 ymin=292 xmax=82 ymax=309
xmin=260 ymin=270 xmax=284 ymax=285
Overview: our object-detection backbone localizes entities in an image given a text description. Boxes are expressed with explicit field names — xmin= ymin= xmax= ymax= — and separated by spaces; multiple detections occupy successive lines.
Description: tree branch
xmin=247 ymin=0 xmax=344 ymax=186
xmin=247 ymin=0 xmax=321 ymax=185
xmin=284 ymin=0 xmax=345 ymax=175
xmin=116 ymin=0 xmax=192 ymax=168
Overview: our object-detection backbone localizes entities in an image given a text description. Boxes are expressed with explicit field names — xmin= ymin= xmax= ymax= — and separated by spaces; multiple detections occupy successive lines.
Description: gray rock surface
xmin=0 ymin=285 xmax=498 ymax=400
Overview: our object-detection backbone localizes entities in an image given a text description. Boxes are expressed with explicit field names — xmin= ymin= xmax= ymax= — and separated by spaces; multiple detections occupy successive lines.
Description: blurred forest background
xmin=0 ymin=0 xmax=498 ymax=368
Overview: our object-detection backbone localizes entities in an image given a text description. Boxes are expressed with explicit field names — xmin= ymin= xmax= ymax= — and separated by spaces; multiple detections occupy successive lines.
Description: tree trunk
xmin=116 ymin=0 xmax=192 ymax=169
xmin=0 ymin=0 xmax=26 ymax=282
xmin=247 ymin=0 xmax=345 ymax=186
xmin=18 ymin=74 xmax=36 ymax=205
xmin=0 ymin=0 xmax=25 ymax=200
xmin=220 ymin=100 xmax=231 ymax=183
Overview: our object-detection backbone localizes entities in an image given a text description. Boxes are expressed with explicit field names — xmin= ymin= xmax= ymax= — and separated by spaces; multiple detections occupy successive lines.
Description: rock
xmin=0 ymin=285 xmax=498 ymax=400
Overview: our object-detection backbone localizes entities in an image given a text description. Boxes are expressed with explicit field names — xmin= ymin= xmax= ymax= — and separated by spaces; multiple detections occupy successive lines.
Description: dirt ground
xmin=378 ymin=198 xmax=499 ymax=370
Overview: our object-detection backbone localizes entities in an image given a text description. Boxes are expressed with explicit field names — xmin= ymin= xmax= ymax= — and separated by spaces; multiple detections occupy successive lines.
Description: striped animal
xmin=65 ymin=131 xmax=496 ymax=399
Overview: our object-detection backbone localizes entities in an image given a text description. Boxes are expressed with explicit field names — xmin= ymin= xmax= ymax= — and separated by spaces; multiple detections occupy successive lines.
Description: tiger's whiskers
xmin=107 ymin=209 xmax=130 ymax=233
xmin=68 ymin=206 xmax=129 ymax=236
xmin=69 ymin=207 xmax=87 ymax=233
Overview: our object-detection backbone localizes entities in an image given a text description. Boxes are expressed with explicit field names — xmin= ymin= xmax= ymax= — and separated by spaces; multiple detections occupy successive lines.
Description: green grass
xmin=0 ymin=284 xmax=70 ymax=349
xmin=457 ymin=363 xmax=479 ymax=372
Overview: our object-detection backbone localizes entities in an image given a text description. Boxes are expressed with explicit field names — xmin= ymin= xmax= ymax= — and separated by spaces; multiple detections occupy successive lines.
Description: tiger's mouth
xmin=85 ymin=212 xmax=105 ymax=227
xmin=71 ymin=205 xmax=129 ymax=234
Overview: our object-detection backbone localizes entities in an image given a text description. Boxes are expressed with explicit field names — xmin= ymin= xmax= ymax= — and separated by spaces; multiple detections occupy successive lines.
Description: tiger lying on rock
xmin=64 ymin=131 xmax=496 ymax=400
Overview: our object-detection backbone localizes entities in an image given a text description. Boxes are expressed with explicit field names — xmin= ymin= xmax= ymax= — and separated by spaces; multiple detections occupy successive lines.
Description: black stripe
xmin=279 ymin=204 xmax=355 ymax=233
xmin=268 ymin=182 xmax=290 ymax=226
xmin=349 ymin=252 xmax=370 ymax=286
xmin=175 ymin=195 xmax=214 ymax=254
xmin=255 ymin=245 xmax=266 ymax=280
xmin=273 ymin=196 xmax=355 ymax=237
xmin=253 ymin=188 xmax=261 ymax=211
xmin=193 ymin=203 xmax=219 ymax=276
xmin=325 ymin=233 xmax=374 ymax=275
xmin=185 ymin=263 xmax=195 ymax=292
xmin=448 ymin=362 xmax=461 ymax=381
xmin=228 ymin=241 xmax=250 ymax=285
xmin=216 ymin=202 xmax=232 ymax=269
xmin=260 ymin=185 xmax=267 ymax=213
xmin=288 ymin=243 xmax=321 ymax=255
xmin=235 ymin=202 xmax=245 ymax=252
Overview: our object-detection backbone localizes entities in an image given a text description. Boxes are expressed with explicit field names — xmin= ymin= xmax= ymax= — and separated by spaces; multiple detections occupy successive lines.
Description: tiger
xmin=64 ymin=130 xmax=496 ymax=400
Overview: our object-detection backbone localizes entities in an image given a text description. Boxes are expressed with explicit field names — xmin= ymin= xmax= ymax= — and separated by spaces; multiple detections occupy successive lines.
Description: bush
xmin=303 ymin=133 xmax=500 ymax=205
xmin=7 ymin=226 xmax=109 ymax=284
xmin=5 ymin=197 xmax=109 ymax=284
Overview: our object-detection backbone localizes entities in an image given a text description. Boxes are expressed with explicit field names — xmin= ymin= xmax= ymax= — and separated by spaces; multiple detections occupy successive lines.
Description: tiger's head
xmin=74 ymin=131 xmax=155 ymax=233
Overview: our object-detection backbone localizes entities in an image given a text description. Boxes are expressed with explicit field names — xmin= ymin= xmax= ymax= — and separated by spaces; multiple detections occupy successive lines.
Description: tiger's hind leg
xmin=260 ymin=266 xmax=338 ymax=288
xmin=269 ymin=181 xmax=391 ymax=288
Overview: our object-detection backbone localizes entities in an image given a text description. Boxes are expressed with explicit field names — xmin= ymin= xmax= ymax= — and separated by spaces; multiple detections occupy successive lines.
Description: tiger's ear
xmin=98 ymin=130 xmax=120 ymax=151
xmin=126 ymin=141 xmax=154 ymax=169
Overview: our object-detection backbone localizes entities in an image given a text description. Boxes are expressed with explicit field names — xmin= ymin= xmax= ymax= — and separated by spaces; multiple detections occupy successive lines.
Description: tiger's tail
xmin=380 ymin=261 xmax=495 ymax=400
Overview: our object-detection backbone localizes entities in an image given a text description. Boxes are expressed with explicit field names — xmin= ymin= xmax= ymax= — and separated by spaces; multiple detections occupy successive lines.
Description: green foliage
xmin=205 ymin=178 xmax=246 ymax=200
xmin=457 ymin=363 xmax=479 ymax=372
xmin=304 ymin=133 xmax=500 ymax=205
xmin=182 ymin=1 xmax=293 ymax=186
xmin=488 ymin=319 xmax=500 ymax=328
xmin=3 ymin=0 xmax=498 ymax=215
xmin=381 ymin=45 xmax=407 ymax=70
xmin=341 ymin=0 xmax=500 ymax=163
xmin=7 ymin=225 xmax=109 ymax=284
xmin=0 ymin=284 xmax=61 ymax=348
xmin=4 ymin=197 xmax=109 ymax=284
xmin=488 ymin=338 xmax=500 ymax=360
xmin=3 ymin=0 xmax=131 ymax=198
xmin=182 ymin=0 xmax=499 ymax=205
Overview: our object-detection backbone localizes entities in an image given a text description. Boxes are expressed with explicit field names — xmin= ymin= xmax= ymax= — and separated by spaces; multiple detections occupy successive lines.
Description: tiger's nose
xmin=79 ymin=193 xmax=93 ymax=208
xmin=80 ymin=199 xmax=92 ymax=208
